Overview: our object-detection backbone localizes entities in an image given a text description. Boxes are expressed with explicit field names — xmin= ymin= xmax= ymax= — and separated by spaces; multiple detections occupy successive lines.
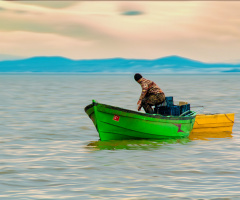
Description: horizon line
xmin=1 ymin=54 xmax=238 ymax=64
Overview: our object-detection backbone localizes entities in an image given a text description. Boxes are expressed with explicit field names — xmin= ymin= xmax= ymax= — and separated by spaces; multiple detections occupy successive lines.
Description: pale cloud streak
xmin=1 ymin=1 xmax=240 ymax=62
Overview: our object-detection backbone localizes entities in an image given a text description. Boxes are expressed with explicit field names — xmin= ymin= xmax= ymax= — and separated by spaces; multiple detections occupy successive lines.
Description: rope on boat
xmin=180 ymin=105 xmax=234 ymax=124
xmin=194 ymin=120 xmax=200 ymax=125
xmin=225 ymin=114 xmax=234 ymax=123
xmin=192 ymin=107 xmax=234 ymax=123
xmin=191 ymin=106 xmax=205 ymax=108
xmin=180 ymin=106 xmax=204 ymax=117
xmin=179 ymin=110 xmax=191 ymax=117
xmin=191 ymin=106 xmax=204 ymax=115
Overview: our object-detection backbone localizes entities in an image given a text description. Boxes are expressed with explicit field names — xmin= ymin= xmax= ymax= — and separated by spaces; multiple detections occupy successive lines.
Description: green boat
xmin=84 ymin=100 xmax=196 ymax=141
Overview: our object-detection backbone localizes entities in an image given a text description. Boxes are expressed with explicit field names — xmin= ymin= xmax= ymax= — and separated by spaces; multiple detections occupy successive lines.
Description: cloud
xmin=118 ymin=2 xmax=145 ymax=16
xmin=3 ymin=1 xmax=77 ymax=9
xmin=13 ymin=9 xmax=28 ymax=14
xmin=0 ymin=7 xmax=6 ymax=11
xmin=1 ymin=1 xmax=240 ymax=62
xmin=121 ymin=11 xmax=144 ymax=16
xmin=0 ymin=31 xmax=95 ymax=59
xmin=1 ymin=2 xmax=128 ymax=41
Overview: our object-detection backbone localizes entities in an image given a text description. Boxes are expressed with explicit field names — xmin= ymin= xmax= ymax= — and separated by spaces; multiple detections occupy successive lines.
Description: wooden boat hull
xmin=85 ymin=100 xmax=196 ymax=141
xmin=191 ymin=113 xmax=235 ymax=133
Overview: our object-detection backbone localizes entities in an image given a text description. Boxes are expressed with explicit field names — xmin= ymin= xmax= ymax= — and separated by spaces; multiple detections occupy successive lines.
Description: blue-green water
xmin=0 ymin=74 xmax=240 ymax=199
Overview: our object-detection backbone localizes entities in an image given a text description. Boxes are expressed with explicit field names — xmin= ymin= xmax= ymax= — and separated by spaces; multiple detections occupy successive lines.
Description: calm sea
xmin=0 ymin=74 xmax=240 ymax=200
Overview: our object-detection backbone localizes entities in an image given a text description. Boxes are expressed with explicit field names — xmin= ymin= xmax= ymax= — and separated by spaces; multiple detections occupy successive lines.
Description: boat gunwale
xmin=84 ymin=101 xmax=196 ymax=120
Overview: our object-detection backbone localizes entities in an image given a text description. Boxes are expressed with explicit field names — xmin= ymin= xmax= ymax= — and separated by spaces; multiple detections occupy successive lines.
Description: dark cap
xmin=134 ymin=73 xmax=142 ymax=81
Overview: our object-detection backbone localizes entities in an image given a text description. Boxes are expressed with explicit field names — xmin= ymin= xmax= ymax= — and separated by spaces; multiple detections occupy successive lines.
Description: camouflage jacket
xmin=138 ymin=78 xmax=164 ymax=101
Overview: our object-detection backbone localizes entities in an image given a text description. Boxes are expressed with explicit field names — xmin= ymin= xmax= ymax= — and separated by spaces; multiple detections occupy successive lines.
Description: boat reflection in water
xmin=189 ymin=131 xmax=233 ymax=140
xmin=86 ymin=130 xmax=233 ymax=150
xmin=86 ymin=131 xmax=233 ymax=150
xmin=86 ymin=138 xmax=191 ymax=151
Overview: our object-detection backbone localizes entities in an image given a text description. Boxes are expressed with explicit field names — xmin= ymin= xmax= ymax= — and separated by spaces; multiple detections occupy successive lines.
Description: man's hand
xmin=137 ymin=100 xmax=142 ymax=111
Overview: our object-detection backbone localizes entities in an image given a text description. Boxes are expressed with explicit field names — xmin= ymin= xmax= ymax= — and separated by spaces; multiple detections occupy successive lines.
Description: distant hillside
xmin=0 ymin=55 xmax=240 ymax=73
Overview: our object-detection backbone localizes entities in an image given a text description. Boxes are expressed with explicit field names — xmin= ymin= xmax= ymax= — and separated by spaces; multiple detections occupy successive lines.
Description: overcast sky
xmin=1 ymin=1 xmax=240 ymax=63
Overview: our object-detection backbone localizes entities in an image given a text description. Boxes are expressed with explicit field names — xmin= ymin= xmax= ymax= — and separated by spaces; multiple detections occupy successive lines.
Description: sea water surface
xmin=0 ymin=74 xmax=240 ymax=200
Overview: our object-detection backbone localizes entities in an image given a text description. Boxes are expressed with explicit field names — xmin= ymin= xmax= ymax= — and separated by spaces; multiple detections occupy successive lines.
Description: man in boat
xmin=134 ymin=73 xmax=165 ymax=114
